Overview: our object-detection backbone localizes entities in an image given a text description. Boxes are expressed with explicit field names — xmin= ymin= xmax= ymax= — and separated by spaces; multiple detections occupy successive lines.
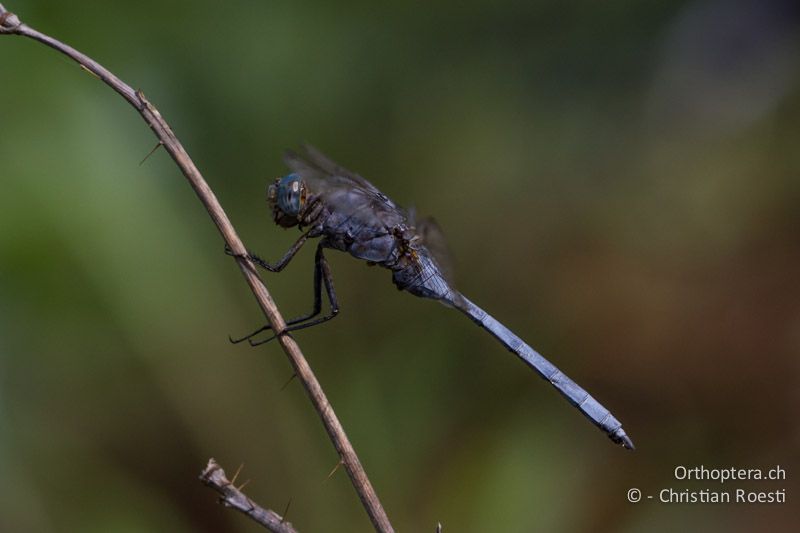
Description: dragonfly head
xmin=268 ymin=173 xmax=307 ymax=227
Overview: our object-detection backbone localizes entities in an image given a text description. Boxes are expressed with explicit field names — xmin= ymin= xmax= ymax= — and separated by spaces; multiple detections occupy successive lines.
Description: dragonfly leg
xmin=229 ymin=324 xmax=271 ymax=344
xmin=249 ymin=246 xmax=339 ymax=346
xmin=227 ymin=231 xmax=319 ymax=344
xmin=229 ymin=243 xmax=326 ymax=344
xmin=225 ymin=229 xmax=313 ymax=272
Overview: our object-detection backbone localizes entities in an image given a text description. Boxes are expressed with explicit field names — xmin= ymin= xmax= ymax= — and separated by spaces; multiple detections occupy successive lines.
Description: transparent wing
xmin=284 ymin=144 xmax=390 ymax=200
xmin=407 ymin=206 xmax=456 ymax=286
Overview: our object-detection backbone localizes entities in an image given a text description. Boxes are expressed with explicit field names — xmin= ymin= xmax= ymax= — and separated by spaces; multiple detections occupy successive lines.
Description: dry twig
xmin=0 ymin=5 xmax=393 ymax=532
xmin=200 ymin=459 xmax=298 ymax=533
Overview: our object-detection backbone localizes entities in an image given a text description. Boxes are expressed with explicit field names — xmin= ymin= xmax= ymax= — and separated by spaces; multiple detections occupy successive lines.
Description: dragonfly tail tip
xmin=617 ymin=432 xmax=635 ymax=451
xmin=608 ymin=427 xmax=635 ymax=450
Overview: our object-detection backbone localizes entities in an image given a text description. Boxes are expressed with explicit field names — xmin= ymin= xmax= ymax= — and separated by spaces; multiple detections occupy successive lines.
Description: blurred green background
xmin=1 ymin=0 xmax=798 ymax=531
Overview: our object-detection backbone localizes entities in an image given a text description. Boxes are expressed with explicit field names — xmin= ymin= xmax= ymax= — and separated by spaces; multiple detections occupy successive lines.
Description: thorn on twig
xmin=324 ymin=459 xmax=344 ymax=482
xmin=436 ymin=522 xmax=443 ymax=533
xmin=237 ymin=478 xmax=251 ymax=491
xmin=281 ymin=498 xmax=292 ymax=524
xmin=280 ymin=373 xmax=297 ymax=391
xmin=79 ymin=63 xmax=101 ymax=80
xmin=139 ymin=141 xmax=164 ymax=165
xmin=230 ymin=462 xmax=245 ymax=485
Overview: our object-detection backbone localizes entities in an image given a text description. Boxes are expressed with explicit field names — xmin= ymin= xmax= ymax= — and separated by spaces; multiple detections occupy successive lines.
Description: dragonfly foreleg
xmin=225 ymin=230 xmax=313 ymax=272
xmin=248 ymin=246 xmax=339 ymax=346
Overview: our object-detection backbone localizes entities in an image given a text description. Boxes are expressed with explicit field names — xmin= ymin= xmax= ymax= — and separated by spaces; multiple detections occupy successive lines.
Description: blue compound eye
xmin=269 ymin=174 xmax=306 ymax=216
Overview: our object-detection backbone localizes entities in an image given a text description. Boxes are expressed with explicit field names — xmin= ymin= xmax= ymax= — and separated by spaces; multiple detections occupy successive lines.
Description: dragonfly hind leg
xmin=230 ymin=245 xmax=339 ymax=346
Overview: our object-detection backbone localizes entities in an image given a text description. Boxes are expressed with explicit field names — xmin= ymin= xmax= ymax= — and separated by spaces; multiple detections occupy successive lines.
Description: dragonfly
xmin=230 ymin=145 xmax=633 ymax=450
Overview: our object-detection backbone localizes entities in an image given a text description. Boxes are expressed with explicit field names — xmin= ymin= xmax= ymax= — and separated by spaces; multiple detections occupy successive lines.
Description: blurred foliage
xmin=1 ymin=0 xmax=799 ymax=531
